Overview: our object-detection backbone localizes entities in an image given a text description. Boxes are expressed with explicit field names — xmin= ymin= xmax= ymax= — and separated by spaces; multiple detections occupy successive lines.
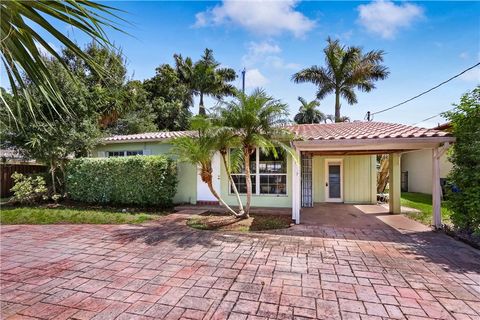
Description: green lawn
xmin=0 ymin=206 xmax=166 ymax=225
xmin=401 ymin=192 xmax=452 ymax=226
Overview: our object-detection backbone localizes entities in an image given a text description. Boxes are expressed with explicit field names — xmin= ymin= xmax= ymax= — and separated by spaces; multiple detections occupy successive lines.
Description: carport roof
xmin=288 ymin=122 xmax=452 ymax=141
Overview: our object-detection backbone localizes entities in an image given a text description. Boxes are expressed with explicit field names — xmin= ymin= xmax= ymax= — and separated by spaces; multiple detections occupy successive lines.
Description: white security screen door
xmin=197 ymin=152 xmax=221 ymax=201
xmin=325 ymin=160 xmax=343 ymax=202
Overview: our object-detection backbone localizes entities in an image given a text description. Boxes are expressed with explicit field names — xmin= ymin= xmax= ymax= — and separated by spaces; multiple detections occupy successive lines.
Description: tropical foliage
xmin=218 ymin=89 xmax=294 ymax=216
xmin=171 ymin=116 xmax=244 ymax=217
xmin=293 ymin=96 xmax=333 ymax=124
xmin=444 ymin=87 xmax=480 ymax=234
xmin=174 ymin=49 xmax=237 ymax=115
xmin=1 ymin=56 xmax=103 ymax=195
xmin=292 ymin=38 xmax=389 ymax=122
xmin=66 ymin=156 xmax=177 ymax=206
xmin=0 ymin=0 xmax=124 ymax=122
xmin=10 ymin=173 xmax=48 ymax=205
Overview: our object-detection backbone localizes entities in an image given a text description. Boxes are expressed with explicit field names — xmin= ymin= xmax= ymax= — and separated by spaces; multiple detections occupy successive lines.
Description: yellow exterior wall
xmin=92 ymin=142 xmax=197 ymax=204
xmin=313 ymin=155 xmax=377 ymax=204
xmin=401 ymin=149 xmax=452 ymax=194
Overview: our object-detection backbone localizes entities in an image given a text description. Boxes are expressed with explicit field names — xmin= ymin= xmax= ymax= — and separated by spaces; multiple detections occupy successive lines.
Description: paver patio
xmin=1 ymin=211 xmax=479 ymax=320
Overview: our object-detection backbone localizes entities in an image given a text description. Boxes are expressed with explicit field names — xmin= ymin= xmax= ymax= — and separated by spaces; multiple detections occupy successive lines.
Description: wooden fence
xmin=0 ymin=164 xmax=47 ymax=198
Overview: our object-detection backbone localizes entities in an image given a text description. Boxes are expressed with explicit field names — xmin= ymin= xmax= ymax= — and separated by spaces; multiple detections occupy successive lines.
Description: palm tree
xmin=293 ymin=97 xmax=332 ymax=124
xmin=175 ymin=49 xmax=236 ymax=115
xmin=292 ymin=38 xmax=389 ymax=122
xmin=1 ymin=1 xmax=125 ymax=123
xmin=171 ymin=116 xmax=243 ymax=217
xmin=218 ymin=89 xmax=295 ymax=216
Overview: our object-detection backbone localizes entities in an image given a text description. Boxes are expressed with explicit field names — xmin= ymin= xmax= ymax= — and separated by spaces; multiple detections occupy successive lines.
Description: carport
xmin=288 ymin=122 xmax=455 ymax=227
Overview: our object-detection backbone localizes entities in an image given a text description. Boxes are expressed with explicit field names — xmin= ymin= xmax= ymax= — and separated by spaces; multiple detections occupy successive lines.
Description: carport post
xmin=291 ymin=148 xmax=301 ymax=224
xmin=432 ymin=147 xmax=442 ymax=228
xmin=388 ymin=153 xmax=401 ymax=214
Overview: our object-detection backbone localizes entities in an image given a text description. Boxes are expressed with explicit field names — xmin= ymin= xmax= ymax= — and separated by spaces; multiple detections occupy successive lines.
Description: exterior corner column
xmin=291 ymin=148 xmax=301 ymax=224
xmin=388 ymin=153 xmax=401 ymax=214
xmin=432 ymin=147 xmax=442 ymax=228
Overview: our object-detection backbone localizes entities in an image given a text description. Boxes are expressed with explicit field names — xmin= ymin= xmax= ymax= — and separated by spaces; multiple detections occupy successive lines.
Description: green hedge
xmin=66 ymin=156 xmax=177 ymax=206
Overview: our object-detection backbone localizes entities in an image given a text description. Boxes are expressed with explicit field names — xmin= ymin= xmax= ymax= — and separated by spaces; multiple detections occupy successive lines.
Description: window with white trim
xmin=230 ymin=148 xmax=287 ymax=195
xmin=107 ymin=150 xmax=143 ymax=157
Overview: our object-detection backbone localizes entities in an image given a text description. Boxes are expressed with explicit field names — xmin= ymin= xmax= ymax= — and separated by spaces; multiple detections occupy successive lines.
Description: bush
xmin=66 ymin=156 xmax=177 ymax=207
xmin=444 ymin=87 xmax=480 ymax=234
xmin=10 ymin=172 xmax=48 ymax=204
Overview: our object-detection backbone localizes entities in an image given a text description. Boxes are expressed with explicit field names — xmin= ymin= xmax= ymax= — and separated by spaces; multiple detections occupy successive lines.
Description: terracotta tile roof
xmin=287 ymin=122 xmax=452 ymax=141
xmin=103 ymin=122 xmax=452 ymax=143
xmin=104 ymin=131 xmax=194 ymax=142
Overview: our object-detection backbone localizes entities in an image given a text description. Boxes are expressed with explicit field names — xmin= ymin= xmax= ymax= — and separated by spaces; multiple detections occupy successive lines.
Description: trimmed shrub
xmin=66 ymin=156 xmax=177 ymax=206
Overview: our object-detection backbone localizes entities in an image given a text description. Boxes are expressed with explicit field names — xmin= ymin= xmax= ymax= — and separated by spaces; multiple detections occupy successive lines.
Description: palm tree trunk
xmin=335 ymin=89 xmax=341 ymax=122
xmin=243 ymin=147 xmax=252 ymax=218
xmin=199 ymin=93 xmax=206 ymax=115
xmin=220 ymin=152 xmax=245 ymax=217
xmin=203 ymin=170 xmax=242 ymax=217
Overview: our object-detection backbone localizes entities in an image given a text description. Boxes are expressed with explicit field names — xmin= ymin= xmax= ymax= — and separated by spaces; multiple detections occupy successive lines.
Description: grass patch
xmin=0 ymin=205 xmax=167 ymax=225
xmin=187 ymin=212 xmax=291 ymax=232
xmin=401 ymin=192 xmax=452 ymax=226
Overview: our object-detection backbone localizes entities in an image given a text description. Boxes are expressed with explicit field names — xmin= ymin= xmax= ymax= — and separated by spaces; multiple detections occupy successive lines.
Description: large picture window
xmin=230 ymin=148 xmax=287 ymax=195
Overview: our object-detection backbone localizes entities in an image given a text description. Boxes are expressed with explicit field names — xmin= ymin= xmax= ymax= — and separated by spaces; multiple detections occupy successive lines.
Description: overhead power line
xmin=367 ymin=62 xmax=480 ymax=119
xmin=411 ymin=106 xmax=456 ymax=126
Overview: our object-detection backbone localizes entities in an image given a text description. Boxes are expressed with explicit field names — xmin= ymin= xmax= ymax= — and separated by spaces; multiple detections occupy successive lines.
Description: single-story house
xmin=401 ymin=123 xmax=453 ymax=194
xmin=93 ymin=122 xmax=454 ymax=227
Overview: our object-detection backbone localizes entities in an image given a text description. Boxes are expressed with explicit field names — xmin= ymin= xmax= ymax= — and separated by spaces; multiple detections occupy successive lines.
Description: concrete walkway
xmin=1 ymin=212 xmax=479 ymax=320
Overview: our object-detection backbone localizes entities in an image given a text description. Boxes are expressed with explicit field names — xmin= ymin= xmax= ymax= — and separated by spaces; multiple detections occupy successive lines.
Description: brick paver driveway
xmin=1 ymin=213 xmax=479 ymax=320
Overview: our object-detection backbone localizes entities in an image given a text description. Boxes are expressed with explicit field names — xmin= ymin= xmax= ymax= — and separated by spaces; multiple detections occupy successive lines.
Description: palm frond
xmin=1 ymin=0 xmax=127 ymax=124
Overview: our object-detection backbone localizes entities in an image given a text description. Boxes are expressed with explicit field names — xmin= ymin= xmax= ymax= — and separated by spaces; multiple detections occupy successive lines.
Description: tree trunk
xmin=50 ymin=160 xmax=56 ymax=195
xmin=335 ymin=90 xmax=341 ymax=122
xmin=243 ymin=147 xmax=252 ymax=217
xmin=199 ymin=93 xmax=206 ymax=116
xmin=201 ymin=167 xmax=242 ymax=217
xmin=220 ymin=152 xmax=245 ymax=217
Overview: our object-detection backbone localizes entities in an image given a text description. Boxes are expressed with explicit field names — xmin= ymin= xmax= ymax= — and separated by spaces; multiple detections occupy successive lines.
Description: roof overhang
xmin=293 ymin=136 xmax=455 ymax=154
xmin=100 ymin=138 xmax=170 ymax=145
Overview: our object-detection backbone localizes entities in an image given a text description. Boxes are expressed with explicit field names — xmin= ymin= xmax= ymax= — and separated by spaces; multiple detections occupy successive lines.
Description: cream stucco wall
xmin=93 ymin=142 xmax=197 ymax=204
xmin=313 ymin=155 xmax=377 ymax=204
xmin=401 ymin=149 xmax=452 ymax=194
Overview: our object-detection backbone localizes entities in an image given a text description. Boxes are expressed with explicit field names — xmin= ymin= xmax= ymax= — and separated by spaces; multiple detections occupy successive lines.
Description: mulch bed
xmin=187 ymin=212 xmax=292 ymax=232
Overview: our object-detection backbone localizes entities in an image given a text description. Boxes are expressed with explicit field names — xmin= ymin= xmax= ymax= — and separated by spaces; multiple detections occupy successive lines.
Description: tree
xmin=444 ymin=87 xmax=480 ymax=233
xmin=108 ymin=81 xmax=157 ymax=135
xmin=292 ymin=38 xmax=389 ymax=122
xmin=143 ymin=64 xmax=192 ymax=131
xmin=171 ymin=117 xmax=243 ymax=217
xmin=1 ymin=58 xmax=102 ymax=195
xmin=1 ymin=1 xmax=124 ymax=123
xmin=175 ymin=49 xmax=237 ymax=115
xmin=293 ymin=97 xmax=332 ymax=124
xmin=65 ymin=43 xmax=157 ymax=135
xmin=218 ymin=89 xmax=295 ymax=216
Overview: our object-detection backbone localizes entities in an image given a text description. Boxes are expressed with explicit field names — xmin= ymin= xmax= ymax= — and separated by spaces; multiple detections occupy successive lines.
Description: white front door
xmin=325 ymin=159 xmax=343 ymax=202
xmin=197 ymin=152 xmax=221 ymax=201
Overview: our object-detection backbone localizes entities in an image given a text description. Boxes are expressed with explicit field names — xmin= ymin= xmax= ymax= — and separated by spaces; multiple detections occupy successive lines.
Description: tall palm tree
xmin=1 ymin=1 xmax=125 ymax=123
xmin=171 ymin=116 xmax=243 ymax=217
xmin=218 ymin=89 xmax=295 ymax=216
xmin=175 ymin=49 xmax=236 ymax=115
xmin=293 ymin=97 xmax=332 ymax=124
xmin=292 ymin=38 xmax=389 ymax=122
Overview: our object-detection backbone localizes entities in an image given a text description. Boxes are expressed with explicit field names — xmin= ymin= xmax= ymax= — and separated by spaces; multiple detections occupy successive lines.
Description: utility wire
xmin=368 ymin=62 xmax=480 ymax=118
xmin=411 ymin=106 xmax=456 ymax=126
